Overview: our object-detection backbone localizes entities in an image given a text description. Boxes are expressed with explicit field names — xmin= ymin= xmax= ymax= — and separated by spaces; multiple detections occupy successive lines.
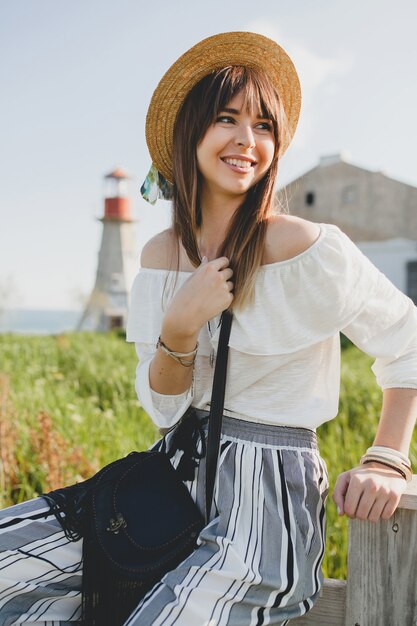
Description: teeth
xmin=223 ymin=158 xmax=253 ymax=168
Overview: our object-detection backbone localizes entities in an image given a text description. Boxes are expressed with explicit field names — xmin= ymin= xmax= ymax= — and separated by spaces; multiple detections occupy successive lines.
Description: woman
xmin=125 ymin=32 xmax=417 ymax=624
xmin=0 ymin=31 xmax=416 ymax=625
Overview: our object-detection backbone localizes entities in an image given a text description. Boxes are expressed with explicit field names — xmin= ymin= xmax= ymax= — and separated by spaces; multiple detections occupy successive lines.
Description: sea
xmin=0 ymin=309 xmax=82 ymax=335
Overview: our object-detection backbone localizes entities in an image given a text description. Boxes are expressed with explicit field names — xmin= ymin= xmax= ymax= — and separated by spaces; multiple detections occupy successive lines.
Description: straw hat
xmin=145 ymin=31 xmax=301 ymax=184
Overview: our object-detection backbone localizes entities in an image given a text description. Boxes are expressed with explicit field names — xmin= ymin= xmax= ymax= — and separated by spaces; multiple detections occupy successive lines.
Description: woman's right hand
xmin=164 ymin=256 xmax=234 ymax=336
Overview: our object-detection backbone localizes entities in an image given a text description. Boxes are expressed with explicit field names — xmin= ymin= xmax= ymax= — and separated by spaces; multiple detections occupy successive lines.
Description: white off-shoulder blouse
xmin=126 ymin=223 xmax=417 ymax=430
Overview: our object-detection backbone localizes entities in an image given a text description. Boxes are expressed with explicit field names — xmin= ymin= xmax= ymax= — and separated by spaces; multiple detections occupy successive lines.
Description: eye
xmin=215 ymin=115 xmax=235 ymax=124
xmin=255 ymin=121 xmax=273 ymax=131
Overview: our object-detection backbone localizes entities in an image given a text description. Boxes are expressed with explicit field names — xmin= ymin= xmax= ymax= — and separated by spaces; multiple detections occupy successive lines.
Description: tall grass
xmin=0 ymin=332 xmax=157 ymax=504
xmin=0 ymin=331 xmax=415 ymax=579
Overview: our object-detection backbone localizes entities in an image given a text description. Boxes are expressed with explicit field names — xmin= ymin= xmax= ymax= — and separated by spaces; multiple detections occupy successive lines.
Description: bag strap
xmin=205 ymin=309 xmax=233 ymax=523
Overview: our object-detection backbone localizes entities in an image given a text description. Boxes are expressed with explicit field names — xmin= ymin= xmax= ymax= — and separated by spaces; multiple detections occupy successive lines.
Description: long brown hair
xmin=168 ymin=66 xmax=290 ymax=311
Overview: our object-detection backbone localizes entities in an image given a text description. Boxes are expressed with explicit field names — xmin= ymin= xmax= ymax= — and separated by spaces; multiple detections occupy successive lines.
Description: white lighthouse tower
xmin=77 ymin=167 xmax=138 ymax=332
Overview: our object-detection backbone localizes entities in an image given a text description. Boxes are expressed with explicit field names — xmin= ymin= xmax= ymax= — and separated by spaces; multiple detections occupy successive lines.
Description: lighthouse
xmin=77 ymin=168 xmax=138 ymax=332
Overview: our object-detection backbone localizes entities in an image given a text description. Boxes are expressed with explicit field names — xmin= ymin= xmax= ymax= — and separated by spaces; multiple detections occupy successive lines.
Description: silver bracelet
xmin=156 ymin=335 xmax=198 ymax=367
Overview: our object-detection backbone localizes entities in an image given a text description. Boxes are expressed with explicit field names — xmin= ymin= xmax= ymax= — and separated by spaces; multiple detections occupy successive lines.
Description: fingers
xmin=207 ymin=256 xmax=231 ymax=271
xmin=332 ymin=471 xmax=351 ymax=516
xmin=200 ymin=257 xmax=234 ymax=289
xmin=379 ymin=492 xmax=402 ymax=520
xmin=343 ymin=473 xmax=378 ymax=519
xmin=352 ymin=491 xmax=377 ymax=520
xmin=367 ymin=497 xmax=390 ymax=523
xmin=352 ymin=491 xmax=401 ymax=522
xmin=222 ymin=268 xmax=234 ymax=284
xmin=198 ymin=255 xmax=233 ymax=279
xmin=333 ymin=466 xmax=406 ymax=522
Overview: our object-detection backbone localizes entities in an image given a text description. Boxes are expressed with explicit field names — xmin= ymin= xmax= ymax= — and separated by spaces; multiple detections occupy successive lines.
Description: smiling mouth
xmin=221 ymin=157 xmax=256 ymax=169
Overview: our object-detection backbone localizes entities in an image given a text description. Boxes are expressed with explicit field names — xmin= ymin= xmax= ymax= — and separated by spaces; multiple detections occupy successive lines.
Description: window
xmin=342 ymin=185 xmax=357 ymax=204
xmin=407 ymin=261 xmax=417 ymax=304
xmin=305 ymin=192 xmax=315 ymax=206
xmin=109 ymin=315 xmax=124 ymax=330
xmin=111 ymin=272 xmax=122 ymax=289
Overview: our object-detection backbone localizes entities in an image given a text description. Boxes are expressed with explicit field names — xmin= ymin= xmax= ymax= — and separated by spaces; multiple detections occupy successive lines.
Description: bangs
xmin=173 ymin=63 xmax=290 ymax=189
xmin=212 ymin=66 xmax=281 ymax=124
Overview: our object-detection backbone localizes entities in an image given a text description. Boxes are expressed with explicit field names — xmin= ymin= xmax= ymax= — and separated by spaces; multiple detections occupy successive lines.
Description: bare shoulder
xmin=140 ymin=228 xmax=177 ymax=269
xmin=263 ymin=215 xmax=321 ymax=264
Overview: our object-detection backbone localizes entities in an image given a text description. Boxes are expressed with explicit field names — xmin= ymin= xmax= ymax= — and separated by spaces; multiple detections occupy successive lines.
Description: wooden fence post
xmin=295 ymin=476 xmax=417 ymax=626
xmin=345 ymin=475 xmax=417 ymax=626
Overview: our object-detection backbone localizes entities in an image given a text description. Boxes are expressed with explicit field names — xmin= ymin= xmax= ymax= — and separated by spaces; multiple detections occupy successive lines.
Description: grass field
xmin=0 ymin=331 xmax=416 ymax=579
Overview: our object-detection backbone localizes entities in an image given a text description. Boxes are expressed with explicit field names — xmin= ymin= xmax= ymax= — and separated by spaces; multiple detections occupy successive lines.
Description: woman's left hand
xmin=332 ymin=462 xmax=407 ymax=522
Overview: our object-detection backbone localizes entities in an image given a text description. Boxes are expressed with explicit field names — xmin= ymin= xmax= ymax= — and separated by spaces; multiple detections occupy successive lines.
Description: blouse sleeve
xmin=126 ymin=269 xmax=194 ymax=429
xmin=133 ymin=343 xmax=194 ymax=429
xmin=341 ymin=267 xmax=417 ymax=390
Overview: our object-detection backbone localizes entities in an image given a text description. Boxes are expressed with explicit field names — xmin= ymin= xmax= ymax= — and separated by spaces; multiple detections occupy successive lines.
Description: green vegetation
xmin=0 ymin=332 xmax=157 ymax=504
xmin=0 ymin=331 xmax=415 ymax=580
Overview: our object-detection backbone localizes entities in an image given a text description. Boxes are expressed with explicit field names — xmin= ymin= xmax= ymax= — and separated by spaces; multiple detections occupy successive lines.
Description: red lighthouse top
xmin=105 ymin=167 xmax=130 ymax=180
xmin=103 ymin=167 xmax=133 ymax=221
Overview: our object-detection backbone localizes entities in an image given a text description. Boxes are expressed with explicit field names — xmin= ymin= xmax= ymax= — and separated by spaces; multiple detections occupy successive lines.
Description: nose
xmin=235 ymin=125 xmax=255 ymax=149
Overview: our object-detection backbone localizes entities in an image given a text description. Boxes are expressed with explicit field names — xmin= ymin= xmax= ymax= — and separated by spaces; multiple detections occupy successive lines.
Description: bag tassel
xmin=167 ymin=409 xmax=207 ymax=481
xmin=81 ymin=524 xmax=156 ymax=626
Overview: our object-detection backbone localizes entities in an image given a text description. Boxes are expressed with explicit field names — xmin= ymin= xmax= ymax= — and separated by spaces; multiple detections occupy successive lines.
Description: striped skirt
xmin=0 ymin=410 xmax=328 ymax=625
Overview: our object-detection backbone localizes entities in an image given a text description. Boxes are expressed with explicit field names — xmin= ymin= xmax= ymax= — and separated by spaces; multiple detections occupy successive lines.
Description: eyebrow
xmin=220 ymin=107 xmax=270 ymax=119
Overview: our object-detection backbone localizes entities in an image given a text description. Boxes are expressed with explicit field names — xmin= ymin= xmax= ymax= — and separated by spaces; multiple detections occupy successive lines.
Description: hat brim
xmin=145 ymin=31 xmax=301 ymax=184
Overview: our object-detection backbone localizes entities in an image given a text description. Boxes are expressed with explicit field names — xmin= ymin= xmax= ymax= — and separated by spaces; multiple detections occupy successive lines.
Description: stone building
xmin=278 ymin=154 xmax=417 ymax=302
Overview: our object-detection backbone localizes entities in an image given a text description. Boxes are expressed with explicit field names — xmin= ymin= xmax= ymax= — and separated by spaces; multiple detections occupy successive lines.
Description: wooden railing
xmin=295 ymin=475 xmax=417 ymax=626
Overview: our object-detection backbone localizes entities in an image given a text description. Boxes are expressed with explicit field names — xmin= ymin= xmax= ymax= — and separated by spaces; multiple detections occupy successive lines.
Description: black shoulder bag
xmin=42 ymin=310 xmax=233 ymax=626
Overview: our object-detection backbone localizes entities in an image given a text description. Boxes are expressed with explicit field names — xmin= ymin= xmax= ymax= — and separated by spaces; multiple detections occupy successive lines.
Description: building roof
xmin=282 ymin=153 xmax=417 ymax=191
xmin=104 ymin=167 xmax=130 ymax=180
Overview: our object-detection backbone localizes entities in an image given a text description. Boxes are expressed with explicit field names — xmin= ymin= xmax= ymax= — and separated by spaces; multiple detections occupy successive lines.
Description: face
xmin=196 ymin=91 xmax=275 ymax=201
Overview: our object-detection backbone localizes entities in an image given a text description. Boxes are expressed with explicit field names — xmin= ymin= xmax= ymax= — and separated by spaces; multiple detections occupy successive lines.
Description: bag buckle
xmin=107 ymin=513 xmax=127 ymax=534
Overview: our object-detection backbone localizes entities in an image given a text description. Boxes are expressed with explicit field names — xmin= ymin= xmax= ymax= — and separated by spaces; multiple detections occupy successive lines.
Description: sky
xmin=1 ymin=0 xmax=417 ymax=311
